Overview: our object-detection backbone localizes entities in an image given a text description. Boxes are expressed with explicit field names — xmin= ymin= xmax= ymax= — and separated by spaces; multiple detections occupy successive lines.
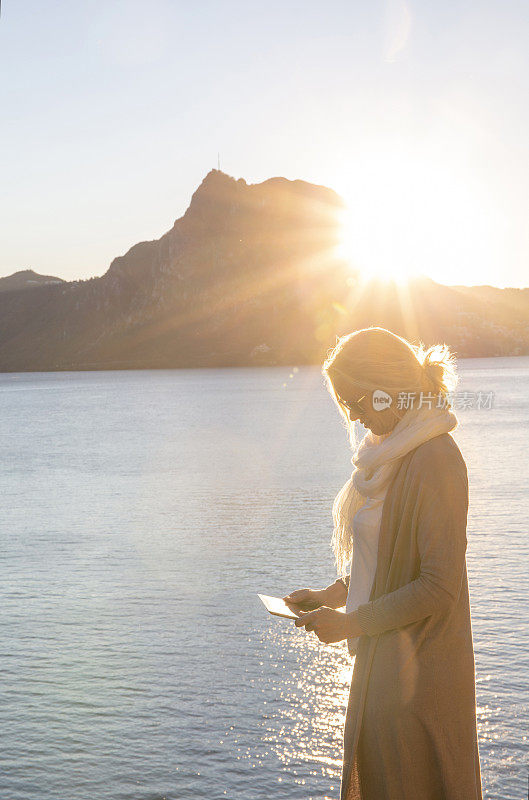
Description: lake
xmin=0 ymin=357 xmax=528 ymax=800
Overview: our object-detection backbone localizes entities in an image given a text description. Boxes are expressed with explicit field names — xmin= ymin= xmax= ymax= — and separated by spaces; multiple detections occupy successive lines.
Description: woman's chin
xmin=360 ymin=418 xmax=376 ymax=432
xmin=362 ymin=422 xmax=378 ymax=434
xmin=362 ymin=419 xmax=392 ymax=436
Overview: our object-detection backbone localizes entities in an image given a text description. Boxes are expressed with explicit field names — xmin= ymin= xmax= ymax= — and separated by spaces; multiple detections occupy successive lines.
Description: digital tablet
xmin=258 ymin=593 xmax=302 ymax=620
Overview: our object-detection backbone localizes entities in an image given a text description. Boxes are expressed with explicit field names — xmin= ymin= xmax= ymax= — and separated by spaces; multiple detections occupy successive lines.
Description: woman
xmin=284 ymin=327 xmax=483 ymax=800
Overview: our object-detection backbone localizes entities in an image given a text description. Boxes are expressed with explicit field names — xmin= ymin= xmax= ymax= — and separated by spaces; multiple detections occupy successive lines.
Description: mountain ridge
xmin=0 ymin=269 xmax=65 ymax=293
xmin=0 ymin=170 xmax=527 ymax=371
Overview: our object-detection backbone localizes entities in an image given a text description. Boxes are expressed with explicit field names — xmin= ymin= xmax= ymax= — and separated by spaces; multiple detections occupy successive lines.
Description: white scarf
xmin=342 ymin=404 xmax=459 ymax=528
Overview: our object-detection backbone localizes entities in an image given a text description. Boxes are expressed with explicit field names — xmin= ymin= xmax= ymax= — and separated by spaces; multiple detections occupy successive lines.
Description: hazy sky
xmin=2 ymin=0 xmax=529 ymax=287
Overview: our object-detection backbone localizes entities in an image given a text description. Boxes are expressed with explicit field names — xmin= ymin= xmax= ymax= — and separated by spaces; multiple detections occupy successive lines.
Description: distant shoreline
xmin=1 ymin=353 xmax=528 ymax=376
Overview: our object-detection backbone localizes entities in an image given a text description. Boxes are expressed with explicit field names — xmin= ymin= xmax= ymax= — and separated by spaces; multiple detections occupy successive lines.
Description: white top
xmin=345 ymin=488 xmax=388 ymax=655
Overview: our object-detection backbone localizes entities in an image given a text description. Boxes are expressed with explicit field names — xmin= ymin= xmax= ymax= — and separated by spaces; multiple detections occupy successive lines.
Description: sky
xmin=1 ymin=0 xmax=529 ymax=287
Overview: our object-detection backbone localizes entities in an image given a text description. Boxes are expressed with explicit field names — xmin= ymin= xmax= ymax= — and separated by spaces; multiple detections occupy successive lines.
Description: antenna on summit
xmin=217 ymin=152 xmax=221 ymax=171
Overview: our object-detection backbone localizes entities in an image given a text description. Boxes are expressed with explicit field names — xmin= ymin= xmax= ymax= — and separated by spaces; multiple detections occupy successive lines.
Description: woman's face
xmin=330 ymin=372 xmax=403 ymax=436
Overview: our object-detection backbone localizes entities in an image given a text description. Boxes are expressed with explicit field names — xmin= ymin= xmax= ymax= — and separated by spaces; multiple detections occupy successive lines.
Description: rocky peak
xmin=0 ymin=269 xmax=65 ymax=293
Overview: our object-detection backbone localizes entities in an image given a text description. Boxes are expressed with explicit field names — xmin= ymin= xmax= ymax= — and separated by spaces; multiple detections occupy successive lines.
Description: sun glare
xmin=335 ymin=204 xmax=419 ymax=285
xmin=333 ymin=153 xmax=488 ymax=287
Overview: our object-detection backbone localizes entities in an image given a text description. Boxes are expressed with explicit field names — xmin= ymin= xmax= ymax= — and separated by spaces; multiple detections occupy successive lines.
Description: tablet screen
xmin=258 ymin=594 xmax=301 ymax=619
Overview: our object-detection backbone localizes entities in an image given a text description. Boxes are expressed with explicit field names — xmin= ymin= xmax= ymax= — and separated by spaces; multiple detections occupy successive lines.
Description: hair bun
xmin=423 ymin=358 xmax=440 ymax=377
xmin=419 ymin=345 xmax=457 ymax=395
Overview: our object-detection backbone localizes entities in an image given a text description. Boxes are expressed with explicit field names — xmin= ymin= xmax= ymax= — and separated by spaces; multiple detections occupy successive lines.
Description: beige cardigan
xmin=340 ymin=432 xmax=483 ymax=800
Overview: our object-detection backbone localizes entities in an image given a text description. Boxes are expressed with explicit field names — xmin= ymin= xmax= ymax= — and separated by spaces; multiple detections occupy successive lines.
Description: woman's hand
xmin=283 ymin=588 xmax=327 ymax=611
xmin=294 ymin=607 xmax=364 ymax=644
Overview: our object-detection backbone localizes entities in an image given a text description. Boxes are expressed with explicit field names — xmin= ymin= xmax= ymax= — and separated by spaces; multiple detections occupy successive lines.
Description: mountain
xmin=0 ymin=269 xmax=65 ymax=293
xmin=340 ymin=276 xmax=529 ymax=358
xmin=0 ymin=170 xmax=527 ymax=371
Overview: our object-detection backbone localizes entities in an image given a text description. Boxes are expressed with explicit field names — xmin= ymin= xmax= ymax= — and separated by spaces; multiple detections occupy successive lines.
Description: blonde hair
xmin=322 ymin=326 xmax=458 ymax=574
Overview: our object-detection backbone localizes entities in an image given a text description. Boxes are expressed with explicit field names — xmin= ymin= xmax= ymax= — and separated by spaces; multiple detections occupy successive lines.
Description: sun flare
xmin=333 ymin=152 xmax=488 ymax=287
xmin=335 ymin=204 xmax=419 ymax=285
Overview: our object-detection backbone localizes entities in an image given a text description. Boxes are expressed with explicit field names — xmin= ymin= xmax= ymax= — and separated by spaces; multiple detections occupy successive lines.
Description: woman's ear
xmin=387 ymin=392 xmax=404 ymax=420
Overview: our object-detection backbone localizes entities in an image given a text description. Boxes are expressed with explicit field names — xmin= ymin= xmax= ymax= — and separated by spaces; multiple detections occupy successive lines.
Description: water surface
xmin=0 ymin=357 xmax=528 ymax=799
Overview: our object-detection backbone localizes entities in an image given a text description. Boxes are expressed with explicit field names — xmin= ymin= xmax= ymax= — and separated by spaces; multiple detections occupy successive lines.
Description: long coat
xmin=340 ymin=432 xmax=483 ymax=800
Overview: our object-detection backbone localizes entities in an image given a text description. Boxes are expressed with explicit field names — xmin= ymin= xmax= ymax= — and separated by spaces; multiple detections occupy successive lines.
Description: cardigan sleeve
xmin=354 ymin=474 xmax=468 ymax=637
